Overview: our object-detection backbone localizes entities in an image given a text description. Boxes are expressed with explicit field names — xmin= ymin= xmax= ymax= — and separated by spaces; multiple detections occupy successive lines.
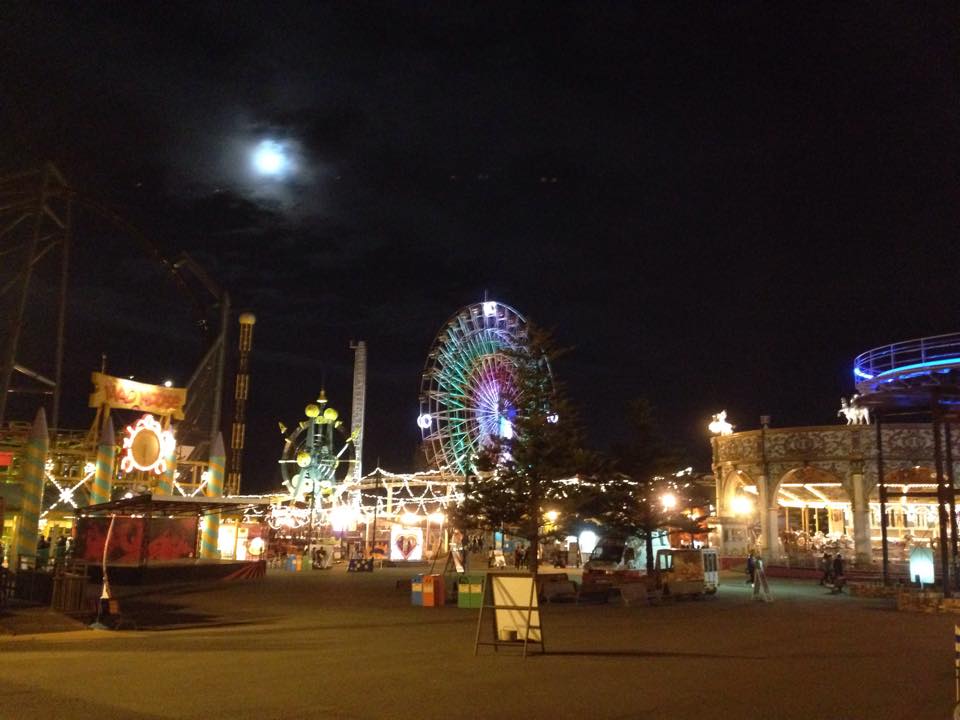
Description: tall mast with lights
xmin=350 ymin=341 xmax=367 ymax=482
xmin=228 ymin=313 xmax=256 ymax=494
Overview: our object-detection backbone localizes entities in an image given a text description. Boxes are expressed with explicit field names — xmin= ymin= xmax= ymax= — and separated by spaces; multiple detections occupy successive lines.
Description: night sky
xmin=1 ymin=4 xmax=957 ymax=493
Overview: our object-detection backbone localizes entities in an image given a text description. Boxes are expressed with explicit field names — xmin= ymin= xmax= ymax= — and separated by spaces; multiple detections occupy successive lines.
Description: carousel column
xmin=200 ymin=433 xmax=225 ymax=559
xmin=850 ymin=470 xmax=872 ymax=567
xmin=758 ymin=477 xmax=778 ymax=563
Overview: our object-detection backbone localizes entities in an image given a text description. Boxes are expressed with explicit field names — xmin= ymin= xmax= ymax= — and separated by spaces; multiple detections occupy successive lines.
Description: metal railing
xmin=854 ymin=332 xmax=960 ymax=385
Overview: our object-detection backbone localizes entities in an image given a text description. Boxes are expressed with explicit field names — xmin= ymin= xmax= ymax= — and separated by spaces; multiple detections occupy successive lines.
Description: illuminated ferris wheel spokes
xmin=418 ymin=300 xmax=536 ymax=475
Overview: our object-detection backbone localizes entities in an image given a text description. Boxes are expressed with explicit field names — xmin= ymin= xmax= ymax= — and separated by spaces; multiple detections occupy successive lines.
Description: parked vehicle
xmin=583 ymin=531 xmax=670 ymax=574
xmin=654 ymin=547 xmax=719 ymax=597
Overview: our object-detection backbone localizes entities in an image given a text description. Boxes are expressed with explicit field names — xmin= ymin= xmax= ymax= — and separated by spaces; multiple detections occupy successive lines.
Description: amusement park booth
xmin=76 ymin=494 xmax=272 ymax=585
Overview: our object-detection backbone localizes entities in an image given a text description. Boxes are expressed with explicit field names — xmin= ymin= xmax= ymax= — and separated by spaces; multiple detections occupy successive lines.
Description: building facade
xmin=712 ymin=423 xmax=960 ymax=566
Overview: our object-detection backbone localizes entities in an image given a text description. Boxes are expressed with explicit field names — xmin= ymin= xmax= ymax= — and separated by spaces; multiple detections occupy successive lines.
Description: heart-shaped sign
xmin=395 ymin=534 xmax=419 ymax=560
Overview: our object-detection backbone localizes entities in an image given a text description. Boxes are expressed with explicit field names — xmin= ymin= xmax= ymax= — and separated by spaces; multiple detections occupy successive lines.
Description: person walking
xmin=745 ymin=551 xmax=756 ymax=585
xmin=819 ymin=552 xmax=833 ymax=585
xmin=832 ymin=553 xmax=844 ymax=581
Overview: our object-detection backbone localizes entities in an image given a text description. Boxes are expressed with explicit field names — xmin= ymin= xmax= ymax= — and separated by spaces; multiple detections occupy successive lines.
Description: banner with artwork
xmin=75 ymin=516 xmax=198 ymax=563
xmin=76 ymin=516 xmax=145 ymax=563
xmin=390 ymin=525 xmax=423 ymax=562
xmin=88 ymin=372 xmax=187 ymax=419
xmin=147 ymin=518 xmax=197 ymax=560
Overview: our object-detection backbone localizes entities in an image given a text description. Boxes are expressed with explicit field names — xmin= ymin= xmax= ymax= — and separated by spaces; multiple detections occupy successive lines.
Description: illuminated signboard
xmin=89 ymin=372 xmax=187 ymax=420
xmin=121 ymin=414 xmax=176 ymax=475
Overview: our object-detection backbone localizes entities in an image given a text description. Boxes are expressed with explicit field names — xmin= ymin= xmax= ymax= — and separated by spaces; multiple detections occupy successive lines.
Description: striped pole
xmin=200 ymin=433 xmax=225 ymax=559
xmin=156 ymin=435 xmax=176 ymax=495
xmin=89 ymin=420 xmax=115 ymax=506
xmin=14 ymin=408 xmax=48 ymax=567
xmin=955 ymin=624 xmax=959 ymax=704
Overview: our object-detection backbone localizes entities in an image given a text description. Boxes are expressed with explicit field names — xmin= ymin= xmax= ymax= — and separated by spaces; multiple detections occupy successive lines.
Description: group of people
xmin=819 ymin=551 xmax=846 ymax=587
xmin=513 ymin=543 xmax=528 ymax=569
xmin=31 ymin=534 xmax=72 ymax=570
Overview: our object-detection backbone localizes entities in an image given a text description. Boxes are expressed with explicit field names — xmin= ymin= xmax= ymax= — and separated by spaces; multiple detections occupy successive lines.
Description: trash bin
xmin=457 ymin=575 xmax=484 ymax=608
xmin=421 ymin=574 xmax=444 ymax=607
xmin=411 ymin=574 xmax=424 ymax=606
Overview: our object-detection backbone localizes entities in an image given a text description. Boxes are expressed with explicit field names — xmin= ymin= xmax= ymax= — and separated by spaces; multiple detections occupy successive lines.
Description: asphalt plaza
xmin=0 ymin=566 xmax=955 ymax=719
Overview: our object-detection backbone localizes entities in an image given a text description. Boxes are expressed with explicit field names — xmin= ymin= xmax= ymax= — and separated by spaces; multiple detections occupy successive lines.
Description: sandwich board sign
xmin=474 ymin=573 xmax=544 ymax=658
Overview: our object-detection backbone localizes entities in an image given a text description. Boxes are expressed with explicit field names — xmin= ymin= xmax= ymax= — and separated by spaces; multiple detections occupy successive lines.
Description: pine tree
xmin=452 ymin=326 xmax=592 ymax=575
xmin=581 ymin=399 xmax=699 ymax=572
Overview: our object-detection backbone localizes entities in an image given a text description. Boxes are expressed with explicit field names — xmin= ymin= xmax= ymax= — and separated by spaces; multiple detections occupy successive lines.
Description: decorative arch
xmin=718 ymin=467 xmax=758 ymax=518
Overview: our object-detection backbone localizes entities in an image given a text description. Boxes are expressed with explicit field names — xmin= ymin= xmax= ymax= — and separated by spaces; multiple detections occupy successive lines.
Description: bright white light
xmin=731 ymin=495 xmax=753 ymax=515
xmin=708 ymin=410 xmax=734 ymax=435
xmin=909 ymin=547 xmax=934 ymax=584
xmin=427 ymin=512 xmax=445 ymax=524
xmin=252 ymin=140 xmax=288 ymax=177
xmin=544 ymin=510 xmax=559 ymax=523
xmin=330 ymin=505 xmax=356 ymax=532
xmin=163 ymin=380 xmax=173 ymax=388
xmin=417 ymin=413 xmax=432 ymax=430
xmin=248 ymin=537 xmax=265 ymax=556
xmin=578 ymin=530 xmax=598 ymax=554
xmin=546 ymin=413 xmax=559 ymax=424
xmin=498 ymin=416 xmax=513 ymax=439
xmin=482 ymin=301 xmax=497 ymax=317
xmin=660 ymin=493 xmax=677 ymax=510
xmin=401 ymin=512 xmax=420 ymax=526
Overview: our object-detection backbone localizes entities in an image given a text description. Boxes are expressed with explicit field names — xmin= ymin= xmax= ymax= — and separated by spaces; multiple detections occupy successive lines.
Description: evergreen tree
xmin=582 ymin=399 xmax=699 ymax=572
xmin=452 ymin=326 xmax=592 ymax=575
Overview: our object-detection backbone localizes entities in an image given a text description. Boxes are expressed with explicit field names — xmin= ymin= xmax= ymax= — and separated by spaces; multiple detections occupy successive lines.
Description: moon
xmin=252 ymin=140 xmax=289 ymax=178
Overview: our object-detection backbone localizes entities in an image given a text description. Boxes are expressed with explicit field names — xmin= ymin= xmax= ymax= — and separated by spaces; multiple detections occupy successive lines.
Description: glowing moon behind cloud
xmin=252 ymin=140 xmax=289 ymax=177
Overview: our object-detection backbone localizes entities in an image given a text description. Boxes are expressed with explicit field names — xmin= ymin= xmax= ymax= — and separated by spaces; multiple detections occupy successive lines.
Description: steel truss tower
xmin=350 ymin=340 xmax=367 ymax=481
xmin=0 ymin=165 xmax=73 ymax=429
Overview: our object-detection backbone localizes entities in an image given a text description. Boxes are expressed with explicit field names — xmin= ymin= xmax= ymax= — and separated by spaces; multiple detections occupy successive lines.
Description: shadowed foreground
xmin=0 ymin=567 xmax=953 ymax=719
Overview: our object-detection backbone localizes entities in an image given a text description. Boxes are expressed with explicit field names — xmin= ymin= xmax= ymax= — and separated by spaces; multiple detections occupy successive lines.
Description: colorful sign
xmin=121 ymin=414 xmax=176 ymax=475
xmin=390 ymin=526 xmax=423 ymax=562
xmin=89 ymin=372 xmax=187 ymax=420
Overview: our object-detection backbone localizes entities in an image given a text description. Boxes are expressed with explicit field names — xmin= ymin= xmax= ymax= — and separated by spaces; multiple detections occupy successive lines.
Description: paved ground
xmin=0 ymin=566 xmax=956 ymax=720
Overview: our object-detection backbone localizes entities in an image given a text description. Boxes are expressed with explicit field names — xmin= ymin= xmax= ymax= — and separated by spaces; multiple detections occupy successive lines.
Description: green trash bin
xmin=457 ymin=574 xmax=485 ymax=609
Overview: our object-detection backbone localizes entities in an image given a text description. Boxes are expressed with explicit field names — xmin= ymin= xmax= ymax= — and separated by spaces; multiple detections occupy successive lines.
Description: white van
xmin=583 ymin=531 xmax=671 ymax=574
xmin=654 ymin=548 xmax=719 ymax=597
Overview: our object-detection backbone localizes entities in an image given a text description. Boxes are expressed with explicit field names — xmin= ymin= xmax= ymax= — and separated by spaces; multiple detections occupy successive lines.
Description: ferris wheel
xmin=279 ymin=391 xmax=355 ymax=501
xmin=418 ymin=299 xmax=537 ymax=476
